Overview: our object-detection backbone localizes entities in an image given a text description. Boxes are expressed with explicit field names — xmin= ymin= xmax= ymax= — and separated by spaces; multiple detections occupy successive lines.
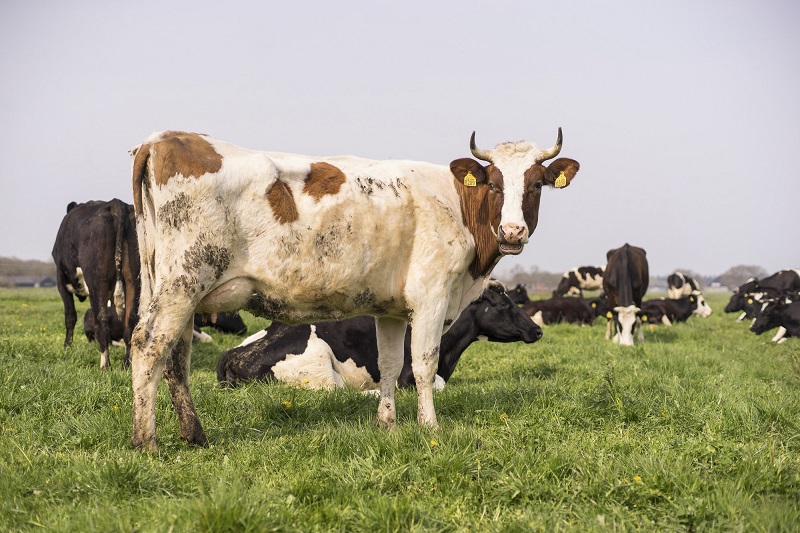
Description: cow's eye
xmin=534 ymin=181 xmax=543 ymax=190
xmin=488 ymin=182 xmax=495 ymax=191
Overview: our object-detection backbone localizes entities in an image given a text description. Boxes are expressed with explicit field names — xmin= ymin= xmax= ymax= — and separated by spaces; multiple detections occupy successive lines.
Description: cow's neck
xmin=436 ymin=317 xmax=479 ymax=381
xmin=455 ymin=187 xmax=502 ymax=278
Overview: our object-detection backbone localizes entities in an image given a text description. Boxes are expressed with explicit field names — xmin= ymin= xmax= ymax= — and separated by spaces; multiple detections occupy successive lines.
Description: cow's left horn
xmin=470 ymin=132 xmax=494 ymax=163
xmin=535 ymin=127 xmax=563 ymax=163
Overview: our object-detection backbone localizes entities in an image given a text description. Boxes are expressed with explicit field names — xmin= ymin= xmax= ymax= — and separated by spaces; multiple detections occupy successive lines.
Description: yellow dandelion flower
xmin=500 ymin=413 xmax=508 ymax=422
xmin=113 ymin=405 xmax=119 ymax=412
xmin=633 ymin=475 xmax=643 ymax=484
xmin=430 ymin=440 xmax=438 ymax=447
xmin=282 ymin=401 xmax=292 ymax=408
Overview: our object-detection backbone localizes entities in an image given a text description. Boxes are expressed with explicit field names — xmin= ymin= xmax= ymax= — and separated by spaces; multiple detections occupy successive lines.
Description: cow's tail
xmin=112 ymin=201 xmax=126 ymax=319
xmin=131 ymin=142 xmax=156 ymax=313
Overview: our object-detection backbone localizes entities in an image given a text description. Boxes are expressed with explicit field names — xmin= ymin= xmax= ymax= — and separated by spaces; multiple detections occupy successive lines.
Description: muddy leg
xmin=163 ymin=321 xmax=207 ymax=446
xmin=375 ymin=316 xmax=407 ymax=429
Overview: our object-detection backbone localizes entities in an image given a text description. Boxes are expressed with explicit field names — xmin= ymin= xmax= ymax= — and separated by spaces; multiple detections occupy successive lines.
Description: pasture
xmin=1 ymin=288 xmax=798 ymax=532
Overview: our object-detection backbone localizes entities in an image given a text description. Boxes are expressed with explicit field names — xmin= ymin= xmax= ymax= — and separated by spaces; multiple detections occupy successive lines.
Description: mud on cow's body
xmin=128 ymin=129 xmax=580 ymax=450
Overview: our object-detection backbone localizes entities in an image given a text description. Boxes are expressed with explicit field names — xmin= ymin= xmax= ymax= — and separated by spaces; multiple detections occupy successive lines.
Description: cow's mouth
xmin=499 ymin=243 xmax=523 ymax=255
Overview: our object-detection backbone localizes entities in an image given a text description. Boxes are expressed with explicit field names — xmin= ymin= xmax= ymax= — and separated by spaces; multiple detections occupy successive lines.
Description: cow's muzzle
xmin=498 ymin=224 xmax=528 ymax=255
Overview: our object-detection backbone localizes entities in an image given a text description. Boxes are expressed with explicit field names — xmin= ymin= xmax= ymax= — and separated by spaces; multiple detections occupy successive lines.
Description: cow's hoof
xmin=130 ymin=436 xmax=158 ymax=453
xmin=375 ymin=415 xmax=396 ymax=431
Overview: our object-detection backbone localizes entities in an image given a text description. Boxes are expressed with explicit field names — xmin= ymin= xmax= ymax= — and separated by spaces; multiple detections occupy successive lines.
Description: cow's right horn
xmin=470 ymin=132 xmax=494 ymax=163
xmin=535 ymin=127 xmax=563 ymax=163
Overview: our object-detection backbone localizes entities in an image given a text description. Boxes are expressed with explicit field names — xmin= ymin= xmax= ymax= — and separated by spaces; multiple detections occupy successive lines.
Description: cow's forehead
xmin=489 ymin=141 xmax=541 ymax=180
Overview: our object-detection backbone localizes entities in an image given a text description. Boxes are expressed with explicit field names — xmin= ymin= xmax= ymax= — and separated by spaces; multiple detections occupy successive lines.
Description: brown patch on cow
xmin=151 ymin=132 xmax=223 ymax=186
xmin=304 ymin=162 xmax=346 ymax=201
xmin=267 ymin=179 xmax=299 ymax=224
xmin=450 ymin=158 xmax=502 ymax=279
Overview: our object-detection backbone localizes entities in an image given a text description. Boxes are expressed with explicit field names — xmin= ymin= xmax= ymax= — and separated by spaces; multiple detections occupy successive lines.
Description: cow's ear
xmin=450 ymin=158 xmax=487 ymax=188
xmin=543 ymin=158 xmax=580 ymax=189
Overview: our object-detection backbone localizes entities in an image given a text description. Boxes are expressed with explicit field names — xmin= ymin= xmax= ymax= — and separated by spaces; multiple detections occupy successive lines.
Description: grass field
xmin=1 ymin=288 xmax=798 ymax=532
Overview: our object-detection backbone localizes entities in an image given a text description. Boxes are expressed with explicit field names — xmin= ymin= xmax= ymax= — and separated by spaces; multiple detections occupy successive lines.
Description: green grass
xmin=1 ymin=288 xmax=799 ymax=532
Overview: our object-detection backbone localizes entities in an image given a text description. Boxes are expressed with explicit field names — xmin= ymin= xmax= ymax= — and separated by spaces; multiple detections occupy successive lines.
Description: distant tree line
xmin=497 ymin=264 xmax=772 ymax=293
xmin=0 ymin=257 xmax=56 ymax=287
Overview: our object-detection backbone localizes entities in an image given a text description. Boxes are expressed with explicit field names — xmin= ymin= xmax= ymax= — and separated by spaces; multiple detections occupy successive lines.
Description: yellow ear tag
xmin=642 ymin=315 xmax=648 ymax=321
xmin=591 ymin=302 xmax=597 ymax=308
xmin=464 ymin=171 xmax=477 ymax=187
xmin=606 ymin=311 xmax=612 ymax=319
xmin=554 ymin=171 xmax=567 ymax=189
xmin=747 ymin=299 xmax=753 ymax=304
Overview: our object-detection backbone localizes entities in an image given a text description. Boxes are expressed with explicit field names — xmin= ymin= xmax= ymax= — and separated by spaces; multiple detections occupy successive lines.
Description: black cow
xmin=83 ymin=307 xmax=124 ymax=344
xmin=553 ymin=265 xmax=605 ymax=297
xmin=522 ymin=297 xmax=596 ymax=325
xmin=216 ymin=283 xmax=542 ymax=389
xmin=640 ymin=291 xmax=712 ymax=326
xmin=725 ymin=269 xmax=800 ymax=314
xmin=750 ymin=295 xmax=800 ymax=339
xmin=507 ymin=284 xmax=531 ymax=305
xmin=667 ymin=271 xmax=700 ymax=299
xmin=603 ymin=244 xmax=649 ymax=346
xmin=52 ymin=199 xmax=140 ymax=368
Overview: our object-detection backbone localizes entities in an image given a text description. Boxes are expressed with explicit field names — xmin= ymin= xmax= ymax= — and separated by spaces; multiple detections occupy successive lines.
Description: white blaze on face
xmin=491 ymin=142 xmax=540 ymax=244
xmin=691 ymin=292 xmax=713 ymax=317
xmin=614 ymin=305 xmax=640 ymax=346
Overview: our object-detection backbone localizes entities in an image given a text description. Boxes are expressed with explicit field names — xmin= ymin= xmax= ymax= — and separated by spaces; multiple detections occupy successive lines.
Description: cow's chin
xmin=499 ymin=243 xmax=523 ymax=255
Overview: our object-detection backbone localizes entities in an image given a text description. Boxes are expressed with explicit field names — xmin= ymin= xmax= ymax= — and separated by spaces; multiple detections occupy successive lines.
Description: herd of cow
xmin=48 ymin=129 xmax=798 ymax=450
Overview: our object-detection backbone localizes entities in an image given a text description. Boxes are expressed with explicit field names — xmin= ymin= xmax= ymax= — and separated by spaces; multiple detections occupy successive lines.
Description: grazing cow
xmin=724 ymin=269 xmax=800 ymax=314
xmin=666 ymin=271 xmax=701 ymax=299
xmin=640 ymin=291 xmax=712 ymax=326
xmin=52 ymin=199 xmax=140 ymax=368
xmin=507 ymin=283 xmax=531 ymax=305
xmin=553 ymin=265 xmax=605 ymax=297
xmin=217 ymin=282 xmax=542 ymax=389
xmin=194 ymin=311 xmax=248 ymax=336
xmin=602 ymin=244 xmax=649 ymax=346
xmin=129 ymin=129 xmax=581 ymax=450
xmin=750 ymin=295 xmax=800 ymax=339
xmin=522 ymin=297 xmax=596 ymax=326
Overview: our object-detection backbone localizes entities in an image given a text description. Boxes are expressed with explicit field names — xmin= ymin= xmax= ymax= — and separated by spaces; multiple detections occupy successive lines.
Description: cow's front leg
xmin=163 ymin=320 xmax=207 ymax=446
xmin=375 ymin=316 xmax=407 ymax=429
xmin=410 ymin=310 xmax=446 ymax=430
xmin=636 ymin=316 xmax=645 ymax=343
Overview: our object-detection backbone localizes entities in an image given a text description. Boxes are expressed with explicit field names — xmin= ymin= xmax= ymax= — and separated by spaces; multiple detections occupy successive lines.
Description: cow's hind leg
xmin=375 ymin=316 xmax=407 ymax=429
xmin=163 ymin=321 xmax=207 ymax=446
xmin=130 ymin=295 xmax=196 ymax=452
xmin=56 ymin=270 xmax=78 ymax=347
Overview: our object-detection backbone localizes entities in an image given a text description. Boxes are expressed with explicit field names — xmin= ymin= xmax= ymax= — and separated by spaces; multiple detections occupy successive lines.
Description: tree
xmin=717 ymin=265 xmax=768 ymax=289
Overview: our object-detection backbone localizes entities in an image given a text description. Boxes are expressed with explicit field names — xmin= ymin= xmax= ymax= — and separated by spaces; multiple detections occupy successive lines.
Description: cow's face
xmin=613 ymin=305 xmax=640 ymax=346
xmin=690 ymin=291 xmax=713 ymax=317
xmin=474 ymin=285 xmax=542 ymax=343
xmin=451 ymin=129 xmax=580 ymax=259
xmin=750 ymin=300 xmax=781 ymax=334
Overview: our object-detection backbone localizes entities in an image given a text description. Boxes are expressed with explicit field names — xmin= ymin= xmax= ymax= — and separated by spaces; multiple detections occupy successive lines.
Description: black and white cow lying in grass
xmin=749 ymin=293 xmax=800 ymax=342
xmin=639 ymin=291 xmax=712 ymax=326
xmin=216 ymin=283 xmax=542 ymax=390
xmin=521 ymin=297 xmax=597 ymax=326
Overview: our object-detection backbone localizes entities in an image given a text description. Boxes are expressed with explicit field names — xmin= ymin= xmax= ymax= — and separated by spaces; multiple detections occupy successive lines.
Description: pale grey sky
xmin=1 ymin=0 xmax=798 ymax=276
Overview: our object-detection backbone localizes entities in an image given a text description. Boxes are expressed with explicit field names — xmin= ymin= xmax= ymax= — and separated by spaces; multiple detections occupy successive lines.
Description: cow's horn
xmin=470 ymin=132 xmax=494 ymax=163
xmin=486 ymin=278 xmax=507 ymax=293
xmin=535 ymin=127 xmax=563 ymax=163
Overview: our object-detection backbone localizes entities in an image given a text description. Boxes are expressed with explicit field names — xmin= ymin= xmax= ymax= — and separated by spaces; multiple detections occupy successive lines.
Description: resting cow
xmin=507 ymin=284 xmax=531 ymax=305
xmin=522 ymin=297 xmax=596 ymax=326
xmin=640 ymin=291 xmax=712 ymax=326
xmin=553 ymin=265 xmax=604 ymax=297
xmin=724 ymin=269 xmax=800 ymax=315
xmin=750 ymin=295 xmax=800 ymax=340
xmin=602 ymin=244 xmax=649 ymax=346
xmin=52 ymin=199 xmax=140 ymax=368
xmin=666 ymin=271 xmax=700 ymax=299
xmin=217 ymin=282 xmax=542 ymax=389
xmin=128 ymin=129 xmax=581 ymax=450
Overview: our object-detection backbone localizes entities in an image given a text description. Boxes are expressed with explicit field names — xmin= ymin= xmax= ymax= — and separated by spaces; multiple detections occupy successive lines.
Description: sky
xmin=1 ymin=0 xmax=798 ymax=277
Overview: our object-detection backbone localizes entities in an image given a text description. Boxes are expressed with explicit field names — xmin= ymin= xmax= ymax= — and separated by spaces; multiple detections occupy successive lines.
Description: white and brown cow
xmin=602 ymin=243 xmax=649 ymax=346
xmin=128 ymin=129 xmax=580 ymax=450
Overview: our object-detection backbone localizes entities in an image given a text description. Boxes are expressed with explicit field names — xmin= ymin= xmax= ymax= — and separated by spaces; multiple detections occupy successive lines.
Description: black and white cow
xmin=667 ymin=271 xmax=701 ymax=299
xmin=507 ymin=283 xmax=531 ymax=305
xmin=553 ymin=265 xmax=605 ymax=297
xmin=603 ymin=244 xmax=649 ymax=346
xmin=52 ymin=199 xmax=140 ymax=368
xmin=521 ymin=297 xmax=596 ymax=326
xmin=725 ymin=269 xmax=800 ymax=315
xmin=749 ymin=294 xmax=800 ymax=340
xmin=640 ymin=291 xmax=712 ymax=326
xmin=216 ymin=283 xmax=542 ymax=389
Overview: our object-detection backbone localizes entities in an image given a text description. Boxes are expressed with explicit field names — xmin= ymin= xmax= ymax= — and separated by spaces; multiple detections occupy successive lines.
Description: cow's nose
xmin=499 ymin=224 xmax=528 ymax=244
